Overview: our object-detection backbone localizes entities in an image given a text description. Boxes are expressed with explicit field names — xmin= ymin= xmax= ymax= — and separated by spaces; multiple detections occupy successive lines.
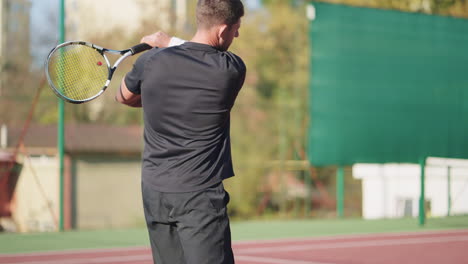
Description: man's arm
xmin=117 ymin=31 xmax=186 ymax=107
xmin=116 ymin=79 xmax=142 ymax=107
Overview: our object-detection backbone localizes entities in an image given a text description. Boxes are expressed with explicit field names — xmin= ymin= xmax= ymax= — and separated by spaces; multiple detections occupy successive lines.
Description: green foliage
xmin=223 ymin=2 xmax=311 ymax=218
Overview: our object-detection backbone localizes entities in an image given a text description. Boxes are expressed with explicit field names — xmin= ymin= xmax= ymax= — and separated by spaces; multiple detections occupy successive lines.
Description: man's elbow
xmin=115 ymin=94 xmax=125 ymax=104
xmin=115 ymin=95 xmax=142 ymax=108
xmin=116 ymin=83 xmax=142 ymax=107
xmin=125 ymin=100 xmax=143 ymax=108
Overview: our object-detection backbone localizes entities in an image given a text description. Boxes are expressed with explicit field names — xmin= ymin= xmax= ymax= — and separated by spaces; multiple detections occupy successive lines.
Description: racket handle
xmin=130 ymin=43 xmax=153 ymax=55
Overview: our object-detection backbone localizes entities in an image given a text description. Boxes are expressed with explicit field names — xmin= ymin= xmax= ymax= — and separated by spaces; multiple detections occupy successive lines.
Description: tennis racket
xmin=45 ymin=41 xmax=153 ymax=104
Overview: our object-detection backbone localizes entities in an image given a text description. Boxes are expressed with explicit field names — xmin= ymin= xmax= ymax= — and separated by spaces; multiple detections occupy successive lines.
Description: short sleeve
xmin=238 ymin=57 xmax=247 ymax=88
xmin=124 ymin=52 xmax=149 ymax=95
xmin=225 ymin=52 xmax=246 ymax=109
xmin=231 ymin=53 xmax=247 ymax=92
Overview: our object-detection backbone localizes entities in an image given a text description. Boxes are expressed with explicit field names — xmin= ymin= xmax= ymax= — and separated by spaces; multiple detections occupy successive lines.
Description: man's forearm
xmin=116 ymin=78 xmax=142 ymax=107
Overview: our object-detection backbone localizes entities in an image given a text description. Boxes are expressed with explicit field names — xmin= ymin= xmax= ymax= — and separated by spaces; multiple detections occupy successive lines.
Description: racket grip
xmin=130 ymin=43 xmax=153 ymax=55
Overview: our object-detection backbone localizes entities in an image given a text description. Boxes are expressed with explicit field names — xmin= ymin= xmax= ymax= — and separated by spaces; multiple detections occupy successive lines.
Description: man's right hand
xmin=141 ymin=31 xmax=172 ymax=48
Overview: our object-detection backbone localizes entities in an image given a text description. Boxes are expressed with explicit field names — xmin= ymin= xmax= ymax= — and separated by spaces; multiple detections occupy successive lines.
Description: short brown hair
xmin=196 ymin=0 xmax=244 ymax=29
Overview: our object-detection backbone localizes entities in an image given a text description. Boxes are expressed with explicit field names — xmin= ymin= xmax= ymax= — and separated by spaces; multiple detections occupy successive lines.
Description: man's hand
xmin=141 ymin=31 xmax=172 ymax=48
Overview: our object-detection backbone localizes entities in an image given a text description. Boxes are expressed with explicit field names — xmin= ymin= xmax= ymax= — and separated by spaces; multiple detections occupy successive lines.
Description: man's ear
xmin=217 ymin=24 xmax=229 ymax=39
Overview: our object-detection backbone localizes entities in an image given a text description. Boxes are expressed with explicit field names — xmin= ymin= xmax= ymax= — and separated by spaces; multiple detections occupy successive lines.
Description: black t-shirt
xmin=125 ymin=42 xmax=246 ymax=192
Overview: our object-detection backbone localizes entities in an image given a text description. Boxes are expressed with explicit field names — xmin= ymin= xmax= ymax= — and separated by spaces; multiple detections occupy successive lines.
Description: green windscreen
xmin=308 ymin=3 xmax=468 ymax=166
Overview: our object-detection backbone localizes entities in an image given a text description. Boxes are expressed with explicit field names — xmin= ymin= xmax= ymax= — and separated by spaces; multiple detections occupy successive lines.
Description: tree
xmin=219 ymin=2 xmax=311 ymax=217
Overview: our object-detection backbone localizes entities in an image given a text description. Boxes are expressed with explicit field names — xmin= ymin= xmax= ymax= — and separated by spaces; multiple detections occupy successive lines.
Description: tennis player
xmin=116 ymin=1 xmax=246 ymax=263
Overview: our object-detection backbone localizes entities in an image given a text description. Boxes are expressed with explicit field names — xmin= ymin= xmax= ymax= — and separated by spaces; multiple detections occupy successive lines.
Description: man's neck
xmin=191 ymin=29 xmax=220 ymax=48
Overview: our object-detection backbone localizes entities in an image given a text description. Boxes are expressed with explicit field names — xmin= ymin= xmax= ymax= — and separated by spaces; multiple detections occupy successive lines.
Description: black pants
xmin=142 ymin=182 xmax=234 ymax=264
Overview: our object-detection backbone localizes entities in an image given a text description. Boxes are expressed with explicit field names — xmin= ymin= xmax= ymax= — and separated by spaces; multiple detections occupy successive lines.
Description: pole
xmin=58 ymin=0 xmax=66 ymax=231
xmin=279 ymin=108 xmax=287 ymax=215
xmin=336 ymin=166 xmax=344 ymax=218
xmin=447 ymin=166 xmax=452 ymax=217
xmin=304 ymin=169 xmax=311 ymax=216
xmin=419 ymin=157 xmax=426 ymax=226
xmin=305 ymin=3 xmax=315 ymax=218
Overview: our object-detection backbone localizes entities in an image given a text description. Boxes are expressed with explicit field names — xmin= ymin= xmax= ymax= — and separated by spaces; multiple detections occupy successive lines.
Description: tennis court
xmin=1 ymin=229 xmax=467 ymax=264
xmin=2 ymin=217 xmax=468 ymax=264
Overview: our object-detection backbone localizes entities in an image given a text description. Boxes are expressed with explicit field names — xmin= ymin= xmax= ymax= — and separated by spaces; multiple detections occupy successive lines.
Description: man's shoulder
xmin=134 ymin=47 xmax=162 ymax=65
xmin=145 ymin=45 xmax=193 ymax=61
xmin=138 ymin=46 xmax=178 ymax=67
xmin=224 ymin=51 xmax=246 ymax=73
xmin=144 ymin=47 xmax=172 ymax=59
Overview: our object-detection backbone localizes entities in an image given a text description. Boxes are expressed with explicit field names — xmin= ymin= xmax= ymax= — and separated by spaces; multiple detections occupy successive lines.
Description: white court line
xmin=0 ymin=254 xmax=152 ymax=264
xmin=233 ymin=228 xmax=468 ymax=245
xmin=2 ymin=229 xmax=466 ymax=258
xmin=3 ymin=234 xmax=467 ymax=264
xmin=4 ymin=254 xmax=333 ymax=264
xmin=236 ymin=255 xmax=336 ymax=264
xmin=237 ymin=235 xmax=468 ymax=254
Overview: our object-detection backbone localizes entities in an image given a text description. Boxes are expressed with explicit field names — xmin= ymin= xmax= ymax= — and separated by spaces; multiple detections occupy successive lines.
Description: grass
xmin=231 ymin=215 xmax=468 ymax=240
xmin=1 ymin=215 xmax=467 ymax=254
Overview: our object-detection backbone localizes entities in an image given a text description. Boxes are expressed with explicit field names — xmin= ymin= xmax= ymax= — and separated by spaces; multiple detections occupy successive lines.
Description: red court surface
xmin=1 ymin=229 xmax=468 ymax=264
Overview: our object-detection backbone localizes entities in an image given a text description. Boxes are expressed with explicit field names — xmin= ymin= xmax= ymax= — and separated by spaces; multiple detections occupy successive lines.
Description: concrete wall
xmin=353 ymin=162 xmax=468 ymax=219
xmin=14 ymin=155 xmax=59 ymax=232
xmin=11 ymin=153 xmax=143 ymax=232
xmin=73 ymin=155 xmax=143 ymax=229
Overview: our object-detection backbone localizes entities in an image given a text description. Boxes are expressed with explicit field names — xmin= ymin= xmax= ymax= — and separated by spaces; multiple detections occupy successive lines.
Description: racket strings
xmin=47 ymin=44 xmax=109 ymax=101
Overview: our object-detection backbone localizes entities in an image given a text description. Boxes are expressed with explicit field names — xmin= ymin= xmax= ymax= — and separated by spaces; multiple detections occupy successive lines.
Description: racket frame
xmin=45 ymin=41 xmax=148 ymax=104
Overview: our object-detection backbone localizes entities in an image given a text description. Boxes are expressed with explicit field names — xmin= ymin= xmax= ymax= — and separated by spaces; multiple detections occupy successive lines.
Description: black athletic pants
xmin=142 ymin=182 xmax=234 ymax=264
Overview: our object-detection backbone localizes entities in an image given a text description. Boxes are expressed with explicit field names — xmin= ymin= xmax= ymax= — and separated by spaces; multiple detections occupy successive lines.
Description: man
xmin=116 ymin=1 xmax=246 ymax=263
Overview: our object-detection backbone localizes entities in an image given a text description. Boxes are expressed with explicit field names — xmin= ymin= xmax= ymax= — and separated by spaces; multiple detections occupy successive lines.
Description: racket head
xmin=45 ymin=41 xmax=111 ymax=104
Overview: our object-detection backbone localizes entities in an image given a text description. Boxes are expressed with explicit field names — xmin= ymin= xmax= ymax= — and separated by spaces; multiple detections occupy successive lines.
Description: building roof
xmin=4 ymin=124 xmax=143 ymax=154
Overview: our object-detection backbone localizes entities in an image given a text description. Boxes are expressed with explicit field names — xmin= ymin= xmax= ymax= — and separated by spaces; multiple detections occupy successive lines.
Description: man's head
xmin=196 ymin=0 xmax=244 ymax=51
